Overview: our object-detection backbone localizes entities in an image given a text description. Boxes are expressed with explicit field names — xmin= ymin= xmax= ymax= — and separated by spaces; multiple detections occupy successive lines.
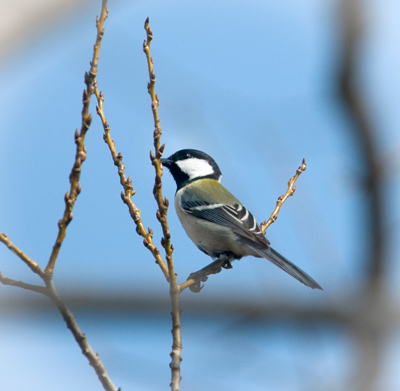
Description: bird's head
xmin=161 ymin=149 xmax=222 ymax=190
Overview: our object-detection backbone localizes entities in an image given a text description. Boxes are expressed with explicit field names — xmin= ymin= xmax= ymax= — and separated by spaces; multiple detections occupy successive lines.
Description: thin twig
xmin=260 ymin=158 xmax=307 ymax=234
xmin=94 ymin=86 xmax=169 ymax=281
xmin=143 ymin=17 xmax=182 ymax=391
xmin=0 ymin=272 xmax=48 ymax=296
xmin=43 ymin=277 xmax=118 ymax=391
xmin=0 ymin=236 xmax=119 ymax=391
xmin=0 ymin=2 xmax=119 ymax=390
xmin=0 ymin=233 xmax=45 ymax=277
xmin=45 ymin=0 xmax=109 ymax=275
xmin=143 ymin=18 xmax=175 ymax=280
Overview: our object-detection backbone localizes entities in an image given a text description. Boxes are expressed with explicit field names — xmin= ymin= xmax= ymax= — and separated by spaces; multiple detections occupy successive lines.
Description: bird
xmin=160 ymin=149 xmax=322 ymax=290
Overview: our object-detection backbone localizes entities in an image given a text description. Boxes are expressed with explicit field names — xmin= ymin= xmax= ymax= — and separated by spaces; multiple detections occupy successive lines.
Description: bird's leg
xmin=187 ymin=253 xmax=235 ymax=293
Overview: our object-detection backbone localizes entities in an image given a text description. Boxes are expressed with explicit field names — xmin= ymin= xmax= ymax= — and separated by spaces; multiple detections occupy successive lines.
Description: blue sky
xmin=1 ymin=0 xmax=400 ymax=390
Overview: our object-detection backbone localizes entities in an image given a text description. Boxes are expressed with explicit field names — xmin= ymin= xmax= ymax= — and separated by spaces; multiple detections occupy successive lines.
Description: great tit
xmin=161 ymin=149 xmax=322 ymax=290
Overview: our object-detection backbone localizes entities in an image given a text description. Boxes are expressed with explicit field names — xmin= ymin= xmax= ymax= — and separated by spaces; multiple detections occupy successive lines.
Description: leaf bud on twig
xmin=84 ymin=114 xmax=92 ymax=129
xmin=83 ymin=89 xmax=89 ymax=104
xmin=64 ymin=192 xmax=70 ymax=203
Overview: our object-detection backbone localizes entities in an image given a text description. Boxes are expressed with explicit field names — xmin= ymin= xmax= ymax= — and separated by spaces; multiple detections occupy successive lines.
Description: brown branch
xmin=143 ymin=18 xmax=182 ymax=391
xmin=94 ymin=86 xmax=169 ymax=281
xmin=260 ymin=158 xmax=307 ymax=234
xmin=0 ymin=234 xmax=118 ymax=391
xmin=143 ymin=18 xmax=175 ymax=282
xmin=0 ymin=233 xmax=45 ymax=277
xmin=0 ymin=2 xmax=119 ymax=390
xmin=45 ymin=1 xmax=109 ymax=275
xmin=43 ymin=277 xmax=118 ymax=391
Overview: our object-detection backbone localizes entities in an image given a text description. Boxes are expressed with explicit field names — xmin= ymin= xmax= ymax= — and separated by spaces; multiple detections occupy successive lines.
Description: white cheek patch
xmin=176 ymin=158 xmax=214 ymax=180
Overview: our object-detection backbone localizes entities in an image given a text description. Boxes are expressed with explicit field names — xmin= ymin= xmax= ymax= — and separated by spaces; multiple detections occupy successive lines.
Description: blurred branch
xmin=339 ymin=0 xmax=384 ymax=285
xmin=260 ymin=158 xmax=307 ymax=234
xmin=339 ymin=0 xmax=386 ymax=390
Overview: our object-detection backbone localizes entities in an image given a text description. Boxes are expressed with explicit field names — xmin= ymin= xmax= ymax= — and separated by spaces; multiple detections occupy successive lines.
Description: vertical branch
xmin=143 ymin=18 xmax=175 ymax=282
xmin=143 ymin=18 xmax=182 ymax=391
xmin=339 ymin=1 xmax=385 ymax=389
xmin=339 ymin=0 xmax=384 ymax=286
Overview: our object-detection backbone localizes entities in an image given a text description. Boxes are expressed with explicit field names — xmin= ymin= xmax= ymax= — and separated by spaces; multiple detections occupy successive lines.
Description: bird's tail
xmin=256 ymin=246 xmax=323 ymax=290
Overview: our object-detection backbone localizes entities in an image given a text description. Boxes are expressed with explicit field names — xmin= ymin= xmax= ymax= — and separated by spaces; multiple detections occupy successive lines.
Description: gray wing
xmin=181 ymin=198 xmax=270 ymax=246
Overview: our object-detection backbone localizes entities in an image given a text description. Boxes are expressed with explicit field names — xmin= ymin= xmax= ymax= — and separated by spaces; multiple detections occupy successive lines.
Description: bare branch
xmin=143 ymin=18 xmax=181 ymax=390
xmin=0 ymin=233 xmax=45 ymax=277
xmin=45 ymin=1 xmax=109 ymax=275
xmin=143 ymin=17 xmax=175 ymax=283
xmin=0 ymin=272 xmax=48 ymax=296
xmin=94 ymin=85 xmax=169 ymax=281
xmin=43 ymin=277 xmax=118 ymax=391
xmin=260 ymin=158 xmax=307 ymax=234
xmin=1 ymin=2 xmax=119 ymax=390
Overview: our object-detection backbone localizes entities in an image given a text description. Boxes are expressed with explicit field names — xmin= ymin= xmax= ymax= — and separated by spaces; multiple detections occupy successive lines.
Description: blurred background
xmin=1 ymin=0 xmax=399 ymax=390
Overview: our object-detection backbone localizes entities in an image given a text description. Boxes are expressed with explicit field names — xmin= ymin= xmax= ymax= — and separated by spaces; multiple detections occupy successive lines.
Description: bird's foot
xmin=187 ymin=253 xmax=235 ymax=293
